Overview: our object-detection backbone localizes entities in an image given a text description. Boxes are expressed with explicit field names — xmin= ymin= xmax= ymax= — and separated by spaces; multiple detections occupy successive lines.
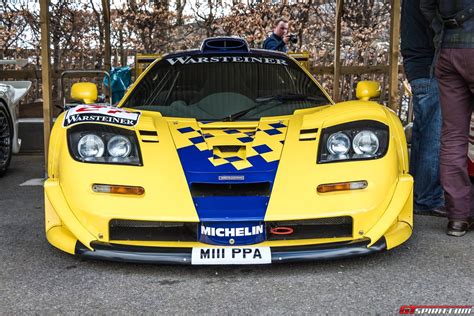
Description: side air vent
xmin=191 ymin=182 xmax=271 ymax=197
xmin=139 ymin=130 xmax=159 ymax=143
xmin=299 ymin=128 xmax=318 ymax=141
xmin=200 ymin=37 xmax=250 ymax=53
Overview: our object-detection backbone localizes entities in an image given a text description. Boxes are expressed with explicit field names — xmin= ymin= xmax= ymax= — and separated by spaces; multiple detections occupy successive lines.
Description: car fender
xmin=0 ymin=81 xmax=32 ymax=153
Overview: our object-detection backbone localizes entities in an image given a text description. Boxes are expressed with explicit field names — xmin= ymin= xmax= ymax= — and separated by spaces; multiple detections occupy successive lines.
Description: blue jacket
xmin=263 ymin=33 xmax=287 ymax=52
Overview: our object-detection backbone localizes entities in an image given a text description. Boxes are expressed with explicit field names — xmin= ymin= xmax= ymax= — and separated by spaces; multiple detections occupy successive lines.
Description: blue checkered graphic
xmin=178 ymin=127 xmax=195 ymax=133
xmin=253 ymin=144 xmax=272 ymax=154
xmin=190 ymin=136 xmax=205 ymax=144
xmin=269 ymin=123 xmax=286 ymax=129
xmin=225 ymin=156 xmax=243 ymax=162
xmin=264 ymin=128 xmax=282 ymax=136
xmin=238 ymin=136 xmax=254 ymax=143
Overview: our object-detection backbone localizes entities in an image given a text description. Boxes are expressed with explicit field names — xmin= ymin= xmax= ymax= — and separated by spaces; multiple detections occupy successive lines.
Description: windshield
xmin=121 ymin=53 xmax=330 ymax=121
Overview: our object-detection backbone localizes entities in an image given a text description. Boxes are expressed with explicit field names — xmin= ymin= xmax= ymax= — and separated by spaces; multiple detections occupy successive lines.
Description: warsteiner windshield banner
xmin=165 ymin=56 xmax=289 ymax=66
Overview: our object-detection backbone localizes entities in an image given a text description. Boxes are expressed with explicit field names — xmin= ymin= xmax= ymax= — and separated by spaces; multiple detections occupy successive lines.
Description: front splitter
xmin=75 ymin=238 xmax=387 ymax=264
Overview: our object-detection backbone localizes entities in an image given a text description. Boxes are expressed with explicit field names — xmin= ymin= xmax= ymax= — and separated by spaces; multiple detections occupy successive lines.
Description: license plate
xmin=191 ymin=247 xmax=271 ymax=265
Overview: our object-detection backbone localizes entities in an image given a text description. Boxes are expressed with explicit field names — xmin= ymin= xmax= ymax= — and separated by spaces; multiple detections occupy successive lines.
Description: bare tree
xmin=0 ymin=0 xmax=30 ymax=58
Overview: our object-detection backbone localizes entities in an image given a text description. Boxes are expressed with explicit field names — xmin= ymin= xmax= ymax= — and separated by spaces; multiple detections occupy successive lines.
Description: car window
xmin=121 ymin=53 xmax=330 ymax=120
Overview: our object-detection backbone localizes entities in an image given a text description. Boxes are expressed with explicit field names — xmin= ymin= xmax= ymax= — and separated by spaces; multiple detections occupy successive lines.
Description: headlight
xmin=352 ymin=130 xmax=379 ymax=155
xmin=327 ymin=132 xmax=350 ymax=156
xmin=108 ymin=135 xmax=132 ymax=158
xmin=77 ymin=134 xmax=105 ymax=158
xmin=68 ymin=124 xmax=142 ymax=166
xmin=318 ymin=120 xmax=389 ymax=163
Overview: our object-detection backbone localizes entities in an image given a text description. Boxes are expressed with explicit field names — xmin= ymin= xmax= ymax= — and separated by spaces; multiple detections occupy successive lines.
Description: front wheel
xmin=0 ymin=102 xmax=13 ymax=177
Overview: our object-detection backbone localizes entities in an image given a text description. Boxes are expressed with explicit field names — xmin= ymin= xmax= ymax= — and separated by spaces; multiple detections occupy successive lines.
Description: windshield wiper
xmin=221 ymin=93 xmax=324 ymax=122
xmin=255 ymin=93 xmax=324 ymax=103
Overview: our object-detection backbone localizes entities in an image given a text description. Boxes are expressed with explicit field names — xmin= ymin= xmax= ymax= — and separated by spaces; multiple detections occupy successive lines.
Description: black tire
xmin=0 ymin=101 xmax=13 ymax=177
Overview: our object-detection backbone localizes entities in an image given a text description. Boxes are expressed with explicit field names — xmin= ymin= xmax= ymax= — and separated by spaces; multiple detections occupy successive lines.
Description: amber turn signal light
xmin=317 ymin=180 xmax=368 ymax=193
xmin=92 ymin=184 xmax=145 ymax=195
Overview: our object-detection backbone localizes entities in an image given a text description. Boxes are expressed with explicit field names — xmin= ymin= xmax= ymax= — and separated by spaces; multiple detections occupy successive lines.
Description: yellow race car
xmin=45 ymin=37 xmax=413 ymax=264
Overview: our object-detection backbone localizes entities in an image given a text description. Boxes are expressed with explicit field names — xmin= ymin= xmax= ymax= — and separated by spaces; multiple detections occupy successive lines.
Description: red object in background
xmin=469 ymin=159 xmax=474 ymax=177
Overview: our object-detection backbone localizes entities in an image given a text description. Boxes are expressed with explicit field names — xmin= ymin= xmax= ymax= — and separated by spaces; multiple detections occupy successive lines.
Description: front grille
xmin=190 ymin=182 xmax=271 ymax=197
xmin=266 ymin=217 xmax=352 ymax=240
xmin=109 ymin=217 xmax=352 ymax=242
xmin=109 ymin=220 xmax=197 ymax=241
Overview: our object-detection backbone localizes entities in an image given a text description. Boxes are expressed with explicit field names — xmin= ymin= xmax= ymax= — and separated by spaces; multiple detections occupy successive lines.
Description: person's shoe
xmin=414 ymin=206 xmax=447 ymax=217
xmin=430 ymin=206 xmax=447 ymax=217
xmin=447 ymin=220 xmax=469 ymax=237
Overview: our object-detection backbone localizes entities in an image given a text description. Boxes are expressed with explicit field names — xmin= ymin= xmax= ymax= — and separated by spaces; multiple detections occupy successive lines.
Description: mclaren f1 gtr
xmin=44 ymin=37 xmax=413 ymax=264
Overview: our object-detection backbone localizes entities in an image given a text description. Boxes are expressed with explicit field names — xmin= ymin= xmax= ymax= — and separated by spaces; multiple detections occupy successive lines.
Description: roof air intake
xmin=200 ymin=37 xmax=250 ymax=53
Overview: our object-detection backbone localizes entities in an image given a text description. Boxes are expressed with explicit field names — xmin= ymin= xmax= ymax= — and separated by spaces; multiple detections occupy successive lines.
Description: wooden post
xmin=40 ymin=0 xmax=52 ymax=176
xmin=102 ymin=0 xmax=111 ymax=72
xmin=389 ymin=0 xmax=401 ymax=110
xmin=333 ymin=0 xmax=344 ymax=102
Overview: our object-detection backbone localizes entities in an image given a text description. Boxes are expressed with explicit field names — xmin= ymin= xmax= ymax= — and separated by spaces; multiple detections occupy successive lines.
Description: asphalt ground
xmin=1 ymin=154 xmax=473 ymax=314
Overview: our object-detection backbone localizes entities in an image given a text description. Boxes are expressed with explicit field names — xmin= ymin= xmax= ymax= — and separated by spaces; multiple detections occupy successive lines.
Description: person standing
xmin=421 ymin=0 xmax=474 ymax=236
xmin=263 ymin=18 xmax=290 ymax=52
xmin=401 ymin=0 xmax=445 ymax=217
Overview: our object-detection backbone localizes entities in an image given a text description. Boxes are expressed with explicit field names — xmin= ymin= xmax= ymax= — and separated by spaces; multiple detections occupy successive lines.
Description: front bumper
xmin=75 ymin=238 xmax=387 ymax=264
xmin=45 ymin=173 xmax=413 ymax=263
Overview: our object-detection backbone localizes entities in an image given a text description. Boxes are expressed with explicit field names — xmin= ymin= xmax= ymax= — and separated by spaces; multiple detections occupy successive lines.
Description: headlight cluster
xmin=68 ymin=124 xmax=142 ymax=165
xmin=318 ymin=120 xmax=389 ymax=163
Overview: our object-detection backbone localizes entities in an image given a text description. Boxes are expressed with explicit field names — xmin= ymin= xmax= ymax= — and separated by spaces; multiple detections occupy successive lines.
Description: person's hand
xmin=283 ymin=35 xmax=290 ymax=44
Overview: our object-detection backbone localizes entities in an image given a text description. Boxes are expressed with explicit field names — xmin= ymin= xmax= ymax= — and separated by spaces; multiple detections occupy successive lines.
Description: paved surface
xmin=1 ymin=155 xmax=473 ymax=314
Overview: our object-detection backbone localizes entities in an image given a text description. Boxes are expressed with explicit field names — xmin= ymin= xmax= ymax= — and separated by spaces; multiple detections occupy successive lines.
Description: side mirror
xmin=356 ymin=81 xmax=381 ymax=101
xmin=71 ymin=82 xmax=98 ymax=104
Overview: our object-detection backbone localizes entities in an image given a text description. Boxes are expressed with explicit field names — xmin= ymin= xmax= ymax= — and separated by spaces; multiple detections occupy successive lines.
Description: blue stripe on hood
xmin=176 ymin=145 xmax=279 ymax=222
xmin=178 ymin=146 xmax=279 ymax=221
xmin=171 ymin=121 xmax=288 ymax=224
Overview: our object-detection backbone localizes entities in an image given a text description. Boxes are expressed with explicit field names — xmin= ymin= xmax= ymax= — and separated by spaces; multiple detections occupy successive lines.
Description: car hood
xmin=169 ymin=119 xmax=288 ymax=182
xmin=166 ymin=119 xmax=289 ymax=222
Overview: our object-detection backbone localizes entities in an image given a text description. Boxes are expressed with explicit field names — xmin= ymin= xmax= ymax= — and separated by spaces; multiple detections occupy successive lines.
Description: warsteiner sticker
xmin=166 ymin=56 xmax=288 ymax=66
xmin=63 ymin=105 xmax=141 ymax=128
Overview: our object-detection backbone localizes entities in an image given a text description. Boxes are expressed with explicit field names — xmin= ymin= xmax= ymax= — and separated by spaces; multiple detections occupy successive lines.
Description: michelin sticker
xmin=63 ymin=105 xmax=141 ymax=128
xmin=198 ymin=222 xmax=266 ymax=246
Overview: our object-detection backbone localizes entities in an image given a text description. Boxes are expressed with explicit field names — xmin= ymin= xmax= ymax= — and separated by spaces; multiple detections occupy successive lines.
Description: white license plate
xmin=191 ymin=247 xmax=271 ymax=265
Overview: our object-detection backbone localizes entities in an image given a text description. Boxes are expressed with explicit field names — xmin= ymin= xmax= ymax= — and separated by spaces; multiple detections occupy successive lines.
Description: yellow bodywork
xmin=45 ymin=55 xmax=412 ymax=257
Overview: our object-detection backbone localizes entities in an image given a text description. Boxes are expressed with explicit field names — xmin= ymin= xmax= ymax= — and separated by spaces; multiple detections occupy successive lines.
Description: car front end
xmin=45 ymin=38 xmax=412 ymax=264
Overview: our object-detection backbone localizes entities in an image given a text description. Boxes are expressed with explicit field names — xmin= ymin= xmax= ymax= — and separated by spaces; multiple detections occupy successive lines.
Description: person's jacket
xmin=420 ymin=0 xmax=474 ymax=48
xmin=401 ymin=0 xmax=435 ymax=81
xmin=263 ymin=33 xmax=287 ymax=52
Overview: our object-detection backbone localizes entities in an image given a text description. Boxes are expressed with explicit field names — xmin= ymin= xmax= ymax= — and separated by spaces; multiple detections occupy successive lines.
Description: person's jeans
xmin=409 ymin=77 xmax=444 ymax=211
